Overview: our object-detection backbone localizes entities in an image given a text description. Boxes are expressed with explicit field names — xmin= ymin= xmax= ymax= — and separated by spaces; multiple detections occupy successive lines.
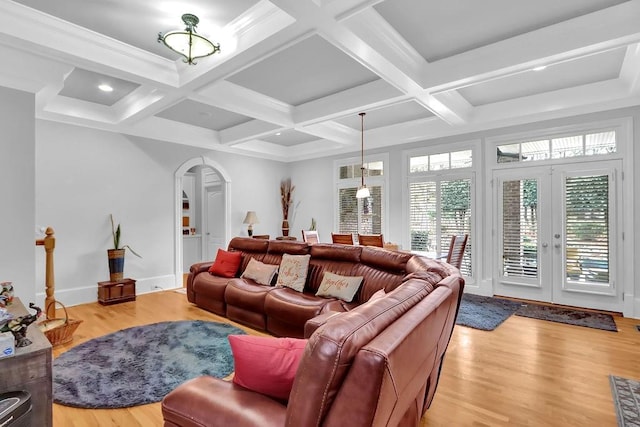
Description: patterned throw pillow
xmin=315 ymin=272 xmax=363 ymax=302
xmin=275 ymin=254 xmax=311 ymax=292
xmin=241 ymin=258 xmax=278 ymax=286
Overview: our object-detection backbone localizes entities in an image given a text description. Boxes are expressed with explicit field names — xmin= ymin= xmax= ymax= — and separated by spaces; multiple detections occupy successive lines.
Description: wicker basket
xmin=39 ymin=300 xmax=82 ymax=347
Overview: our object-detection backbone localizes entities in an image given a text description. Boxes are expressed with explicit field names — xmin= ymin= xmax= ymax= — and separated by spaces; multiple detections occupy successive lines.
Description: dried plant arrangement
xmin=280 ymin=178 xmax=294 ymax=221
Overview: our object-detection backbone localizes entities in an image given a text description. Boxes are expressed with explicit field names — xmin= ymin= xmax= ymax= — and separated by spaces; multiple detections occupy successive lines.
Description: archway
xmin=174 ymin=157 xmax=232 ymax=287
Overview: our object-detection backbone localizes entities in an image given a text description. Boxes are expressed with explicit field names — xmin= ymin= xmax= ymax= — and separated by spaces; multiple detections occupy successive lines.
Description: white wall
xmin=35 ymin=121 xmax=287 ymax=306
xmin=0 ymin=87 xmax=35 ymax=304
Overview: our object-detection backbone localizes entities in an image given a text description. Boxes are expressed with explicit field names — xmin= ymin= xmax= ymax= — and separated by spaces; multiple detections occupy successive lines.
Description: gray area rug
xmin=53 ymin=320 xmax=245 ymax=408
xmin=516 ymin=303 xmax=618 ymax=332
xmin=610 ymin=375 xmax=640 ymax=426
xmin=456 ymin=294 xmax=522 ymax=331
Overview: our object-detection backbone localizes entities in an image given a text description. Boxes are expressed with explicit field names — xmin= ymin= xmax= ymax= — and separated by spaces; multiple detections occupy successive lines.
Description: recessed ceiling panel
xmin=227 ymin=35 xmax=379 ymax=105
xmin=13 ymin=0 xmax=259 ymax=59
xmin=156 ymin=100 xmax=252 ymax=131
xmin=261 ymin=130 xmax=319 ymax=147
xmin=59 ymin=68 xmax=139 ymax=106
xmin=374 ymin=0 xmax=628 ymax=62
xmin=458 ymin=47 xmax=626 ymax=106
xmin=334 ymin=101 xmax=433 ymax=130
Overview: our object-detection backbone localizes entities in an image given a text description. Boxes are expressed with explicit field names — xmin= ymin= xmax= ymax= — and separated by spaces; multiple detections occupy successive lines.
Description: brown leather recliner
xmin=162 ymin=263 xmax=464 ymax=427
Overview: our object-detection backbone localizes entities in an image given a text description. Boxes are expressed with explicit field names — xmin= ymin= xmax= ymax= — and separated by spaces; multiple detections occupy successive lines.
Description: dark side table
xmin=1 ymin=298 xmax=52 ymax=427
xmin=98 ymin=278 xmax=136 ymax=305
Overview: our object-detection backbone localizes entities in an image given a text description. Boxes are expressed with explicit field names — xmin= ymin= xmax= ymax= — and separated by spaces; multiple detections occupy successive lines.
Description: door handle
xmin=542 ymin=243 xmax=548 ymax=248
xmin=554 ymin=244 xmax=561 ymax=249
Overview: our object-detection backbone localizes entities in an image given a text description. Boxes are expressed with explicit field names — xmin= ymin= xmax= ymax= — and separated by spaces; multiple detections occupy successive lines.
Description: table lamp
xmin=243 ymin=211 xmax=259 ymax=236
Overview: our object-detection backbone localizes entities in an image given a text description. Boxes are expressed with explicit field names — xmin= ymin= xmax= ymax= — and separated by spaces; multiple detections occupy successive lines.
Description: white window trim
xmin=484 ymin=116 xmax=635 ymax=317
xmin=333 ymin=153 xmax=389 ymax=236
xmin=402 ymin=139 xmax=481 ymax=286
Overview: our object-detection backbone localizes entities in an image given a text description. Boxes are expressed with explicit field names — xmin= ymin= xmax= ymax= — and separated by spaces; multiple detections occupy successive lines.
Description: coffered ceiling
xmin=2 ymin=0 xmax=639 ymax=161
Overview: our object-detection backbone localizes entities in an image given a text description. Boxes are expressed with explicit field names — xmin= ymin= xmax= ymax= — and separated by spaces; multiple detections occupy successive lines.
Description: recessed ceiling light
xmin=532 ymin=65 xmax=547 ymax=71
xmin=98 ymin=84 xmax=114 ymax=92
xmin=275 ymin=132 xmax=281 ymax=136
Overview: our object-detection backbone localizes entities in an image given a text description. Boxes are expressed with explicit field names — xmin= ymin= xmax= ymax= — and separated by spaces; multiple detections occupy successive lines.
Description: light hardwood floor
xmin=52 ymin=290 xmax=640 ymax=427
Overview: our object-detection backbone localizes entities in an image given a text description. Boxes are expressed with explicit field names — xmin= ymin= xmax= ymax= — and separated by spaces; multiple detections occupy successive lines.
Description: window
xmin=407 ymin=148 xmax=474 ymax=276
xmin=335 ymin=157 xmax=386 ymax=239
xmin=409 ymin=178 xmax=472 ymax=276
xmin=497 ymin=131 xmax=616 ymax=163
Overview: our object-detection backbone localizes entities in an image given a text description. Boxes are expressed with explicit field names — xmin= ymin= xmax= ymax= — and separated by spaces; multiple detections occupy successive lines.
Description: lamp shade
xmin=356 ymin=186 xmax=370 ymax=199
xmin=158 ymin=14 xmax=220 ymax=65
xmin=243 ymin=211 xmax=259 ymax=225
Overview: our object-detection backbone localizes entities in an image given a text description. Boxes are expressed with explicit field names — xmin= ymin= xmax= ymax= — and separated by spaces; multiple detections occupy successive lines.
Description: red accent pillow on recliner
xmin=208 ymin=249 xmax=242 ymax=278
xmin=228 ymin=335 xmax=307 ymax=400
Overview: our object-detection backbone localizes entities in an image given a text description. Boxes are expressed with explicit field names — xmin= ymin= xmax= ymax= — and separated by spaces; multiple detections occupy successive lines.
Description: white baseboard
xmin=35 ymin=274 xmax=177 ymax=308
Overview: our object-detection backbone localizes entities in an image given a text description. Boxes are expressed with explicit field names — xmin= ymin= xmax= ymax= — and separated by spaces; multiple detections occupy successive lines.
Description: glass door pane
xmin=502 ymin=179 xmax=538 ymax=279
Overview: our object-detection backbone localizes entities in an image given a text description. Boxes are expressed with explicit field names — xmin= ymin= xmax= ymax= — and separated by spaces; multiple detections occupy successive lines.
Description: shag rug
xmin=516 ymin=303 xmax=618 ymax=332
xmin=53 ymin=320 xmax=245 ymax=408
xmin=610 ymin=375 xmax=640 ymax=426
xmin=456 ymin=294 xmax=522 ymax=331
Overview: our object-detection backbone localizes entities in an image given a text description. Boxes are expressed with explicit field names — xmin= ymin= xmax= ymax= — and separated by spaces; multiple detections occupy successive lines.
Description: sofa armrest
xmin=162 ymin=376 xmax=287 ymax=427
xmin=304 ymin=311 xmax=342 ymax=338
xmin=190 ymin=261 xmax=214 ymax=275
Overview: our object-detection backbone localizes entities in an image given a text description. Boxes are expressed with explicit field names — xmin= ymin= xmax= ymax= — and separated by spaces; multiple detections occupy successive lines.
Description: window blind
xmin=565 ymin=174 xmax=609 ymax=283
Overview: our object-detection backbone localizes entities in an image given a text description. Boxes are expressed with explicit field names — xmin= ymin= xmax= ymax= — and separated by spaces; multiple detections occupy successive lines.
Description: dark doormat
xmin=610 ymin=375 xmax=640 ymax=426
xmin=515 ymin=303 xmax=618 ymax=332
xmin=456 ymin=294 xmax=523 ymax=331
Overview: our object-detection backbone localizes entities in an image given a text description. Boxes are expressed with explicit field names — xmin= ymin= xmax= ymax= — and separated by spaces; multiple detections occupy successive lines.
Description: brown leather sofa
xmin=186 ymin=237 xmax=458 ymax=338
xmin=164 ymin=252 xmax=464 ymax=427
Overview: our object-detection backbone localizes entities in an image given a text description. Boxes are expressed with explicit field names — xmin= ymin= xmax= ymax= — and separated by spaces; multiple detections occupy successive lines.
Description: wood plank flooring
xmin=51 ymin=290 xmax=640 ymax=426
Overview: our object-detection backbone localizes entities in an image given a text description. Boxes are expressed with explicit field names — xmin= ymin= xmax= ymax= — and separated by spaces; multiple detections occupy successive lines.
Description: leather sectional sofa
xmin=165 ymin=237 xmax=464 ymax=426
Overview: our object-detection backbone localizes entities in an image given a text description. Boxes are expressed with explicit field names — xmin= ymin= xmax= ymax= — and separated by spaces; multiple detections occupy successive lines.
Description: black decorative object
xmin=0 ymin=303 xmax=42 ymax=347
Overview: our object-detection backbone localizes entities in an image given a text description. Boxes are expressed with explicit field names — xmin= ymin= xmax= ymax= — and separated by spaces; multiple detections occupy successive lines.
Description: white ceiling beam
xmin=269 ymin=0 xmax=467 ymax=125
xmin=113 ymin=86 xmax=168 ymax=123
xmin=470 ymin=79 xmax=633 ymax=125
xmin=293 ymin=79 xmax=406 ymax=125
xmin=0 ymin=1 xmax=179 ymax=88
xmin=423 ymin=1 xmax=640 ymax=93
xmin=176 ymin=0 xmax=297 ymax=87
xmin=219 ymin=120 xmax=282 ymax=146
xmin=620 ymin=43 xmax=640 ymax=96
xmin=196 ymin=81 xmax=294 ymax=127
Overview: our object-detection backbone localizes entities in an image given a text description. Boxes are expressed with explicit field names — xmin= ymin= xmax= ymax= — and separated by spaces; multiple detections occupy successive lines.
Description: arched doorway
xmin=174 ymin=157 xmax=231 ymax=287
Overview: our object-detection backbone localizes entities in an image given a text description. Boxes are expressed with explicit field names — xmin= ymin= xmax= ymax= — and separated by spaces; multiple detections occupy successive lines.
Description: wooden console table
xmin=0 ymin=298 xmax=52 ymax=426
xmin=98 ymin=278 xmax=136 ymax=305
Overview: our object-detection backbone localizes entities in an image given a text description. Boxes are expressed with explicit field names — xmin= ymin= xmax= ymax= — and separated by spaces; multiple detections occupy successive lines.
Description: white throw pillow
xmin=315 ymin=272 xmax=363 ymax=302
xmin=241 ymin=258 xmax=278 ymax=286
xmin=276 ymin=254 xmax=311 ymax=292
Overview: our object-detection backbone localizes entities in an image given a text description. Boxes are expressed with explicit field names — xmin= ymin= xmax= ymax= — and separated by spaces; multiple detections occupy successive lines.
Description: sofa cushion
xmin=276 ymin=254 xmax=311 ymax=292
xmin=241 ymin=258 xmax=278 ymax=286
xmin=315 ymin=272 xmax=363 ymax=302
xmin=208 ymin=249 xmax=242 ymax=278
xmin=228 ymin=335 xmax=307 ymax=400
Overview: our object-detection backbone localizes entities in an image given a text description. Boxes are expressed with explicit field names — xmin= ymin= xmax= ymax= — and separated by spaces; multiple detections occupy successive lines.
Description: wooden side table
xmin=276 ymin=236 xmax=297 ymax=241
xmin=98 ymin=278 xmax=136 ymax=305
xmin=1 ymin=298 xmax=52 ymax=427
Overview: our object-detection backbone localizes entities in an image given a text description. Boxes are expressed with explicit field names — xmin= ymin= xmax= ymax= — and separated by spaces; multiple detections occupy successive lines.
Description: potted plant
xmin=108 ymin=214 xmax=141 ymax=282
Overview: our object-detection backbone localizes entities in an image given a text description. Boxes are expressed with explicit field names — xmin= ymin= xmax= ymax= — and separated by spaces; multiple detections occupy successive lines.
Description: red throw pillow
xmin=208 ymin=249 xmax=242 ymax=278
xmin=228 ymin=335 xmax=307 ymax=400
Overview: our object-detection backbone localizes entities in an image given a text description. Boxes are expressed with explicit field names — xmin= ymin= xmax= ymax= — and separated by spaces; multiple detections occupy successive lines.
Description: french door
xmin=493 ymin=161 xmax=622 ymax=312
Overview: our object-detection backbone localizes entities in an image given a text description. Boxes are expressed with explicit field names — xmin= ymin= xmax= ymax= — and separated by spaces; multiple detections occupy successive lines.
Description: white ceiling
xmin=2 ymin=0 xmax=639 ymax=162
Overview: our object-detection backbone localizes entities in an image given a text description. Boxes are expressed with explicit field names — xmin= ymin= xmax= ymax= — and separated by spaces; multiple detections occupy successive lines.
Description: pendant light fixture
xmin=356 ymin=112 xmax=370 ymax=199
xmin=158 ymin=14 xmax=220 ymax=65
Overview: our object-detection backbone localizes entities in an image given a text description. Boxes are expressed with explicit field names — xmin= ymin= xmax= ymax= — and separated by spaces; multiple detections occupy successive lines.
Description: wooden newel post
xmin=43 ymin=227 xmax=56 ymax=319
